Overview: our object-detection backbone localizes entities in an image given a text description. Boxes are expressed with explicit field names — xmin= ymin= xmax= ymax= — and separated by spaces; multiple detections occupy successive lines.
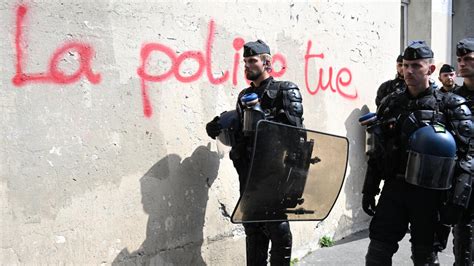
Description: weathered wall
xmin=452 ymin=0 xmax=474 ymax=66
xmin=407 ymin=0 xmax=431 ymax=47
xmin=431 ymin=0 xmax=452 ymax=66
xmin=0 ymin=1 xmax=399 ymax=264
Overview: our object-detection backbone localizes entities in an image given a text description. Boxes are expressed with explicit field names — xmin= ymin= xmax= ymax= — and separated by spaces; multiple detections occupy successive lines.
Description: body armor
xmin=375 ymin=74 xmax=405 ymax=107
xmin=236 ymin=77 xmax=303 ymax=129
xmin=380 ymin=86 xmax=470 ymax=180
xmin=452 ymin=84 xmax=474 ymax=265
xmin=363 ymin=85 xmax=473 ymax=195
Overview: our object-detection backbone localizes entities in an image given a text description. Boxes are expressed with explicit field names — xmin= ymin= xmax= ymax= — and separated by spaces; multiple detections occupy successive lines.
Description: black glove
xmin=362 ymin=194 xmax=376 ymax=216
xmin=439 ymin=203 xmax=463 ymax=225
xmin=206 ymin=116 xmax=221 ymax=139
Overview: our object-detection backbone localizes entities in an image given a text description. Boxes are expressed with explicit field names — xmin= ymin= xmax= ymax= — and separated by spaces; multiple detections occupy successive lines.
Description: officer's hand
xmin=440 ymin=203 xmax=463 ymax=225
xmin=362 ymin=194 xmax=376 ymax=216
xmin=206 ymin=116 xmax=221 ymax=139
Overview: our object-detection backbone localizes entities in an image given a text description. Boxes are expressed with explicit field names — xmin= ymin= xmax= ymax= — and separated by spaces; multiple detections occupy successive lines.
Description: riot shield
xmin=231 ymin=120 xmax=349 ymax=223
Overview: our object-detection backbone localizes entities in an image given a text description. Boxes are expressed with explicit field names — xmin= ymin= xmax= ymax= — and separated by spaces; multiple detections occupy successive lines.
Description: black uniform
xmin=363 ymin=84 xmax=472 ymax=265
xmin=439 ymin=84 xmax=461 ymax=94
xmin=452 ymin=84 xmax=474 ymax=266
xmin=375 ymin=74 xmax=405 ymax=107
xmin=231 ymin=76 xmax=303 ymax=266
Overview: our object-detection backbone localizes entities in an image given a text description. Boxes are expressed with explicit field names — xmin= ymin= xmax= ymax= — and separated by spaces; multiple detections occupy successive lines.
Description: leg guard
xmin=266 ymin=222 xmax=292 ymax=266
xmin=365 ymin=239 xmax=398 ymax=266
xmin=411 ymin=245 xmax=440 ymax=266
xmin=244 ymin=223 xmax=270 ymax=266
xmin=453 ymin=215 xmax=473 ymax=266
xmin=433 ymin=223 xmax=451 ymax=252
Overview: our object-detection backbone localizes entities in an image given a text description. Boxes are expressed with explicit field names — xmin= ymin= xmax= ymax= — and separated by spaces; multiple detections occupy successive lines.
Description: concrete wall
xmin=407 ymin=0 xmax=431 ymax=46
xmin=0 ymin=1 xmax=400 ymax=264
xmin=431 ymin=0 xmax=452 ymax=66
xmin=452 ymin=0 xmax=474 ymax=66
xmin=406 ymin=0 xmax=454 ymax=86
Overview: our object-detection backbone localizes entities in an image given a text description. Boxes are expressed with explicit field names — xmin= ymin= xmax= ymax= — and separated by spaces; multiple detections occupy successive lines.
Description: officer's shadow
xmin=333 ymin=105 xmax=372 ymax=239
xmin=113 ymin=144 xmax=220 ymax=265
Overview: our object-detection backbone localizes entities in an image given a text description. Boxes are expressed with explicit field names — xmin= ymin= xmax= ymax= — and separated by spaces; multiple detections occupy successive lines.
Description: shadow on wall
xmin=334 ymin=105 xmax=371 ymax=239
xmin=113 ymin=144 xmax=220 ymax=265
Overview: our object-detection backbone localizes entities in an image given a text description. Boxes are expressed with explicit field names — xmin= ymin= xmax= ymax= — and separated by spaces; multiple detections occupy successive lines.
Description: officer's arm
xmin=445 ymin=94 xmax=473 ymax=209
xmin=362 ymin=117 xmax=385 ymax=197
xmin=229 ymin=89 xmax=248 ymax=163
xmin=360 ymin=101 xmax=391 ymax=215
xmin=280 ymin=81 xmax=304 ymax=127
xmin=375 ymin=81 xmax=392 ymax=108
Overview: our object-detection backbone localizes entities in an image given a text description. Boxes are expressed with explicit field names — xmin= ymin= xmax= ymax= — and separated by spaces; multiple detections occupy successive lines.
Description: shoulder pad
xmin=379 ymin=90 xmax=401 ymax=108
xmin=265 ymin=82 xmax=280 ymax=99
xmin=279 ymin=81 xmax=299 ymax=90
xmin=238 ymin=88 xmax=248 ymax=97
xmin=444 ymin=93 xmax=467 ymax=108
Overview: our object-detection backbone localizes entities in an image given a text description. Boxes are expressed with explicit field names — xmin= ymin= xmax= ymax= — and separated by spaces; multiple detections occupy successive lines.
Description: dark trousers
xmin=366 ymin=179 xmax=442 ymax=265
xmin=231 ymin=149 xmax=292 ymax=265
xmin=244 ymin=222 xmax=292 ymax=266
xmin=453 ymin=196 xmax=474 ymax=266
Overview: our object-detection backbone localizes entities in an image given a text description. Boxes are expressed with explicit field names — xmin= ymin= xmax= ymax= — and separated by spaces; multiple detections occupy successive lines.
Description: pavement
xmin=297 ymin=230 xmax=455 ymax=265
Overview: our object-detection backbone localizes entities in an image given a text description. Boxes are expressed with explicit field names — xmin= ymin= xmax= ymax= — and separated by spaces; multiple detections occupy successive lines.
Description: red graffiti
xmin=12 ymin=5 xmax=101 ymax=86
xmin=10 ymin=4 xmax=358 ymax=119
xmin=232 ymin=37 xmax=245 ymax=85
xmin=304 ymin=40 xmax=357 ymax=99
xmin=271 ymin=54 xmax=287 ymax=78
xmin=137 ymin=20 xmax=288 ymax=117
xmin=137 ymin=20 xmax=230 ymax=117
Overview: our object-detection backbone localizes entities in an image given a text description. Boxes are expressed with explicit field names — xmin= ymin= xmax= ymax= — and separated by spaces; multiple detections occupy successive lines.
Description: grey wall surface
xmin=0 ymin=0 xmax=400 ymax=264
xmin=407 ymin=0 xmax=432 ymax=46
xmin=452 ymin=0 xmax=474 ymax=66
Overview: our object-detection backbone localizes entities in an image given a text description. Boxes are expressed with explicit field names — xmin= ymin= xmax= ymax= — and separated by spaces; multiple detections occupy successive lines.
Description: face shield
xmin=216 ymin=110 xmax=239 ymax=147
xmin=405 ymin=124 xmax=457 ymax=190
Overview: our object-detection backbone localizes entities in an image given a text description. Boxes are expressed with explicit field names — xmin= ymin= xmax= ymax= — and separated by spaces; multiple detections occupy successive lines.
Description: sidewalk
xmin=298 ymin=230 xmax=454 ymax=265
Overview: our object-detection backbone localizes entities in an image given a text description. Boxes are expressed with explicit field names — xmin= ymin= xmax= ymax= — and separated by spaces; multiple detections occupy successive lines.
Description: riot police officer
xmin=375 ymin=54 xmax=406 ymax=107
xmin=362 ymin=41 xmax=473 ymax=265
xmin=206 ymin=40 xmax=303 ymax=265
xmin=438 ymin=64 xmax=460 ymax=93
xmin=451 ymin=37 xmax=474 ymax=266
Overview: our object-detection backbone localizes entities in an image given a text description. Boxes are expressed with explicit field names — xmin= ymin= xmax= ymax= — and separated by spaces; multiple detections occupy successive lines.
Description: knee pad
xmin=266 ymin=222 xmax=292 ymax=247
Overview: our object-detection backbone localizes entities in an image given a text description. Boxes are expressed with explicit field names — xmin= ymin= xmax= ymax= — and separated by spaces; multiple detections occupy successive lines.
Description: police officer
xmin=206 ymin=40 xmax=303 ymax=265
xmin=438 ymin=64 xmax=460 ymax=93
xmin=451 ymin=37 xmax=474 ymax=266
xmin=362 ymin=41 xmax=473 ymax=265
xmin=375 ymin=54 xmax=406 ymax=107
xmin=431 ymin=65 xmax=460 ymax=255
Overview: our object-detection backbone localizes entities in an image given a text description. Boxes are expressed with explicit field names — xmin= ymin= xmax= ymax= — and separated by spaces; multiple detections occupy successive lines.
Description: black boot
xmin=411 ymin=245 xmax=440 ymax=265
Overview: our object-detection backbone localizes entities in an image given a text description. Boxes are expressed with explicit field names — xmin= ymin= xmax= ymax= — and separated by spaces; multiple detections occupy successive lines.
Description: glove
xmin=206 ymin=116 xmax=221 ymax=139
xmin=362 ymin=194 xmax=376 ymax=216
xmin=439 ymin=203 xmax=463 ymax=225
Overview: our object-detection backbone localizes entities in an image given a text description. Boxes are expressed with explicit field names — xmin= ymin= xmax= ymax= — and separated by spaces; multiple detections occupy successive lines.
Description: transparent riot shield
xmin=231 ymin=120 xmax=349 ymax=223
